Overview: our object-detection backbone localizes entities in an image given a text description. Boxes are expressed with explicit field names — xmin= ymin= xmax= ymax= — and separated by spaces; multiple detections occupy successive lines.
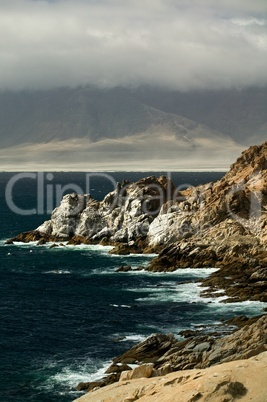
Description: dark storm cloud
xmin=0 ymin=0 xmax=266 ymax=90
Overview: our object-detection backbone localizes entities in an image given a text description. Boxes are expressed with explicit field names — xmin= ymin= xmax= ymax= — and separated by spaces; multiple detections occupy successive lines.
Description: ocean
xmin=0 ymin=171 xmax=266 ymax=402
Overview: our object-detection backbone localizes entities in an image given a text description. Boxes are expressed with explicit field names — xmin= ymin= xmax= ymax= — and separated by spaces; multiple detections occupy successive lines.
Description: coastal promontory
xmin=9 ymin=142 xmax=267 ymax=302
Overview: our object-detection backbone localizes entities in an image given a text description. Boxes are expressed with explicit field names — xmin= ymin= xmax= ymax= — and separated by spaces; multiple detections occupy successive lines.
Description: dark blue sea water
xmin=0 ymin=172 xmax=266 ymax=402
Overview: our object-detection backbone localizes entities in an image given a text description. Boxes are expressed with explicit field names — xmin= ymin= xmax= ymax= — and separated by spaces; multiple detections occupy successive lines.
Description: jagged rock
xmin=8 ymin=230 xmax=55 ymax=243
xmin=199 ymin=264 xmax=267 ymax=302
xmin=118 ymin=315 xmax=267 ymax=375
xmin=77 ymin=315 xmax=267 ymax=394
xmin=113 ymin=334 xmax=177 ymax=365
xmin=11 ymin=175 xmax=174 ymax=247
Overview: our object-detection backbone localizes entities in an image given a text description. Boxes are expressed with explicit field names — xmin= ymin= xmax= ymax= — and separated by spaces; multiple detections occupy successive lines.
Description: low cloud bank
xmin=0 ymin=0 xmax=266 ymax=91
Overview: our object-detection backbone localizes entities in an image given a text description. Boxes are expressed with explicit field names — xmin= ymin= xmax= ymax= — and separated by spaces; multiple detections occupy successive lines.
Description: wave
xmin=109 ymin=253 xmax=158 ymax=258
xmin=43 ymin=270 xmax=71 ymax=275
xmin=37 ymin=357 xmax=111 ymax=396
xmin=133 ymin=281 xmax=266 ymax=316
xmin=110 ymin=304 xmax=131 ymax=308
xmin=2 ymin=240 xmax=114 ymax=252
xmin=120 ymin=334 xmax=147 ymax=342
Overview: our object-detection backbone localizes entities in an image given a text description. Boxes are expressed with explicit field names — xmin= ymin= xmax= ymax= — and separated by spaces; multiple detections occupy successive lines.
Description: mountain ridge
xmin=0 ymin=85 xmax=266 ymax=170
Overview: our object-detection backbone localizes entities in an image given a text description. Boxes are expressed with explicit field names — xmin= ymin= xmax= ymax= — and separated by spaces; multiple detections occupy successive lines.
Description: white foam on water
xmin=7 ymin=241 xmax=38 ymax=247
xmin=43 ymin=270 xmax=71 ymax=275
xmin=64 ymin=244 xmax=114 ymax=253
xmin=131 ymin=280 xmax=266 ymax=317
xmin=109 ymin=253 xmax=157 ymax=258
xmin=120 ymin=334 xmax=147 ymax=343
xmin=126 ymin=267 xmax=218 ymax=278
xmin=40 ymin=358 xmax=111 ymax=392
xmin=110 ymin=304 xmax=131 ymax=308
xmin=134 ymin=282 xmax=205 ymax=303
xmin=208 ymin=298 xmax=267 ymax=315
xmin=91 ymin=267 xmax=117 ymax=275
xmin=3 ymin=240 xmax=114 ymax=253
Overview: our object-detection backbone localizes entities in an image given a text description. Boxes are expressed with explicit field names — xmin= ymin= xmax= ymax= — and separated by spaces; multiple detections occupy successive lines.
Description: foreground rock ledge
xmin=75 ymin=315 xmax=267 ymax=398
xmin=74 ymin=351 xmax=267 ymax=402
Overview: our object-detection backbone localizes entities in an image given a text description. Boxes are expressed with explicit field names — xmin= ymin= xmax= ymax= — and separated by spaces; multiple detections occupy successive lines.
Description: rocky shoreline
xmin=74 ymin=351 xmax=267 ymax=402
xmin=7 ymin=142 xmax=267 ymax=400
xmin=7 ymin=143 xmax=267 ymax=303
xmin=74 ymin=314 xmax=267 ymax=396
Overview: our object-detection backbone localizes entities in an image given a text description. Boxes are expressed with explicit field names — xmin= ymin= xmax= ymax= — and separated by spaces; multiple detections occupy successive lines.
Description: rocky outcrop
xmin=147 ymin=143 xmax=267 ymax=254
xmin=142 ymin=143 xmax=267 ymax=300
xmin=8 ymin=143 xmax=267 ymax=301
xmin=10 ymin=143 xmax=267 ymax=258
xmin=74 ymin=351 xmax=267 ymax=402
xmin=8 ymin=175 xmax=175 ymax=248
xmin=75 ymin=314 xmax=267 ymax=396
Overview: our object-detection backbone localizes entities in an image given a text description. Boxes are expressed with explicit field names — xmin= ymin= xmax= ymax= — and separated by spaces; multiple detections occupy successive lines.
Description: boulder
xmin=113 ymin=334 xmax=177 ymax=364
xmin=119 ymin=363 xmax=154 ymax=381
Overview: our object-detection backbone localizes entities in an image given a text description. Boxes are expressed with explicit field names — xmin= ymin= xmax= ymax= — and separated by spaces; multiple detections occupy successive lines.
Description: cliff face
xmin=149 ymin=142 xmax=267 ymax=248
xmin=146 ymin=143 xmax=267 ymax=301
xmin=13 ymin=175 xmax=174 ymax=250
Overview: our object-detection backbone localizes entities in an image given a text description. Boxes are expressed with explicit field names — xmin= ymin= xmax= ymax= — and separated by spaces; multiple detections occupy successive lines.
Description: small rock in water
xmin=115 ymin=265 xmax=132 ymax=272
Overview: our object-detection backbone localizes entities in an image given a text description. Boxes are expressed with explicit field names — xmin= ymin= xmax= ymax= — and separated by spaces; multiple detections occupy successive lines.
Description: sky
xmin=0 ymin=0 xmax=267 ymax=91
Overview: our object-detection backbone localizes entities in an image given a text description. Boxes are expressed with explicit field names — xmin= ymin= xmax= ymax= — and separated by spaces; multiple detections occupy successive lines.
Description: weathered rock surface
xmin=74 ymin=351 xmax=267 ymax=402
xmin=76 ymin=315 xmax=267 ymax=394
xmin=9 ymin=175 xmax=175 ymax=248
xmin=143 ymin=143 xmax=267 ymax=301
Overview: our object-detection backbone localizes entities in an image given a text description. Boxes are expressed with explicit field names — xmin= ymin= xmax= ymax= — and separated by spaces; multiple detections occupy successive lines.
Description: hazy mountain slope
xmin=0 ymin=86 xmax=240 ymax=147
xmin=0 ymin=86 xmax=252 ymax=170
xmin=133 ymin=86 xmax=267 ymax=145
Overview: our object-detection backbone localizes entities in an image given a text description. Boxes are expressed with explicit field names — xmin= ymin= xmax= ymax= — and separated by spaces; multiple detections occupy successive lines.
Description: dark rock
xmin=67 ymin=235 xmax=90 ymax=245
xmin=5 ymin=239 xmax=14 ymax=244
xmin=49 ymin=243 xmax=58 ymax=249
xmin=109 ymin=243 xmax=143 ymax=255
xmin=9 ymin=230 xmax=53 ymax=243
xmin=113 ymin=333 xmax=177 ymax=364
xmin=104 ymin=363 xmax=132 ymax=374
xmin=37 ymin=238 xmax=47 ymax=245
xmin=115 ymin=265 xmax=133 ymax=272
xmin=76 ymin=373 xmax=120 ymax=392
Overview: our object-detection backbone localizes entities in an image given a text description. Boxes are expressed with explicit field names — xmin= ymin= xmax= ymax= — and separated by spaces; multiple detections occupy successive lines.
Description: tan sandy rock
xmin=73 ymin=351 xmax=267 ymax=402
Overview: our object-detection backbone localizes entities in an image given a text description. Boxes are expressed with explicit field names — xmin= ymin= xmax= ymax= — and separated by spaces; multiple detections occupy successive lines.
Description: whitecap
xmin=110 ymin=304 xmax=131 ymax=309
xmin=7 ymin=241 xmax=38 ymax=247
xmin=120 ymin=334 xmax=147 ymax=342
xmin=131 ymin=281 xmax=266 ymax=317
xmin=44 ymin=270 xmax=71 ymax=275
xmin=109 ymin=253 xmax=157 ymax=258
xmin=65 ymin=244 xmax=114 ymax=253
xmin=39 ymin=358 xmax=111 ymax=392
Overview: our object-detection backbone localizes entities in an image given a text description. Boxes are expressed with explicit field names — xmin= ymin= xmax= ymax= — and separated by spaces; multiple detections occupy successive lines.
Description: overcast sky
xmin=0 ymin=0 xmax=267 ymax=91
